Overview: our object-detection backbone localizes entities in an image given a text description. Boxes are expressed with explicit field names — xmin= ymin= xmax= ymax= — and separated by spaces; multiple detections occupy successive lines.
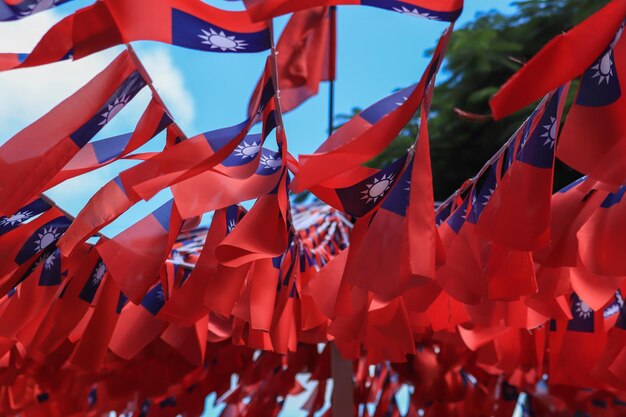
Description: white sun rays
xmin=541 ymin=117 xmax=557 ymax=149
xmin=34 ymin=226 xmax=59 ymax=252
xmin=199 ymin=28 xmax=248 ymax=52
xmin=392 ymin=6 xmax=440 ymax=20
xmin=361 ymin=173 xmax=395 ymax=204
xmin=234 ymin=140 xmax=261 ymax=159
xmin=0 ymin=210 xmax=34 ymax=226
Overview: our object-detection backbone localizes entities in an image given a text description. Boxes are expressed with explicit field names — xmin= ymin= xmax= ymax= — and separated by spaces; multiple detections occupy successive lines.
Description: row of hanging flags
xmin=2 ymin=0 xmax=626 ymax=415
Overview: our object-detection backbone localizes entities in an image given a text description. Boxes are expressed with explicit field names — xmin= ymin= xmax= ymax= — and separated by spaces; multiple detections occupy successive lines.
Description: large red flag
xmin=0 ymin=0 xmax=271 ymax=71
xmin=477 ymin=86 xmax=569 ymax=251
xmin=248 ymin=7 xmax=335 ymax=114
xmin=0 ymin=51 xmax=146 ymax=216
xmin=558 ymin=22 xmax=626 ymax=185
xmin=489 ymin=0 xmax=626 ymax=119
xmin=243 ymin=0 xmax=462 ymax=23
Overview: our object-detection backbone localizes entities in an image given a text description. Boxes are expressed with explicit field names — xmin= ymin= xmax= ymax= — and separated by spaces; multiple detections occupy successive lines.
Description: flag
xmin=558 ymin=22 xmax=626 ymax=185
xmin=310 ymin=155 xmax=407 ymax=218
xmin=243 ymin=0 xmax=463 ymax=23
xmin=43 ymin=99 xmax=172 ymax=190
xmin=57 ymin=176 xmax=133 ymax=257
xmin=489 ymin=0 xmax=626 ymax=119
xmin=97 ymin=199 xmax=183 ymax=303
xmin=0 ymin=204 xmax=70 ymax=286
xmin=290 ymin=26 xmax=451 ymax=192
xmin=172 ymin=146 xmax=284 ymax=219
xmin=0 ymin=198 xmax=52 ymax=237
xmin=477 ymin=86 xmax=569 ymax=251
xmin=0 ymin=51 xmax=146 ymax=216
xmin=119 ymin=59 xmax=278 ymax=202
xmin=215 ymin=173 xmax=289 ymax=268
xmin=0 ymin=0 xmax=75 ymax=21
xmin=577 ymin=185 xmax=626 ymax=276
xmin=549 ymin=293 xmax=607 ymax=388
xmin=0 ymin=0 xmax=271 ymax=71
xmin=248 ymin=6 xmax=335 ymax=114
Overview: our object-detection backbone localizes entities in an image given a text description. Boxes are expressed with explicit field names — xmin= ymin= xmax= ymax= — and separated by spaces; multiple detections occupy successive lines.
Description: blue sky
xmin=0 ymin=1 xmax=517 ymax=416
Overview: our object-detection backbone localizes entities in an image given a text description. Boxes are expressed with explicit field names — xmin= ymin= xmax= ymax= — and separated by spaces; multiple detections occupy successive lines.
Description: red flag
xmin=477 ymin=86 xmax=569 ymax=251
xmin=43 ymin=99 xmax=172 ymax=191
xmin=558 ymin=22 xmax=626 ymax=185
xmin=0 ymin=0 xmax=271 ymax=71
xmin=119 ymin=59 xmax=277 ymax=202
xmin=577 ymin=185 xmax=626 ymax=276
xmin=489 ymin=0 xmax=626 ymax=119
xmin=97 ymin=199 xmax=183 ymax=303
xmin=0 ymin=51 xmax=146 ymax=215
xmin=243 ymin=0 xmax=462 ymax=23
xmin=248 ymin=7 xmax=334 ymax=114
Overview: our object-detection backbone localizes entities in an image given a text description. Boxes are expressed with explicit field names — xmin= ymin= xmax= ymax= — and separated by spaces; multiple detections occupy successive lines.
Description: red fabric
xmin=490 ymin=0 xmax=626 ymax=119
xmin=0 ymin=52 xmax=139 ymax=216
xmin=248 ymin=7 xmax=334 ymax=115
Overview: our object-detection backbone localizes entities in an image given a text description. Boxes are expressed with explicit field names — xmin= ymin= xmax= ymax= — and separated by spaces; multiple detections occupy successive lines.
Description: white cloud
xmin=138 ymin=48 xmax=196 ymax=127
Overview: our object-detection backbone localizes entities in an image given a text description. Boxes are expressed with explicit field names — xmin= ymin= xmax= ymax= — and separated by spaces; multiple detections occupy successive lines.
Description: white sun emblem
xmin=34 ymin=226 xmax=60 ymax=251
xmin=44 ymin=251 xmax=57 ymax=270
xmin=361 ymin=173 xmax=395 ymax=204
xmin=227 ymin=219 xmax=237 ymax=233
xmin=199 ymin=28 xmax=248 ymax=52
xmin=91 ymin=261 xmax=107 ymax=286
xmin=617 ymin=292 xmax=624 ymax=308
xmin=591 ymin=52 xmax=614 ymax=85
xmin=392 ymin=6 xmax=440 ymax=20
xmin=541 ymin=117 xmax=557 ymax=148
xmin=1 ymin=210 xmax=33 ymax=226
xmin=99 ymin=94 xmax=129 ymax=126
xmin=234 ymin=140 xmax=261 ymax=159
xmin=260 ymin=154 xmax=282 ymax=170
xmin=575 ymin=299 xmax=593 ymax=319
xmin=19 ymin=0 xmax=60 ymax=16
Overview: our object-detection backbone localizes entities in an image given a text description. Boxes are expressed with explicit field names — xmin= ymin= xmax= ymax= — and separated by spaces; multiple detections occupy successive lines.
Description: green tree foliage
xmin=361 ymin=0 xmax=611 ymax=201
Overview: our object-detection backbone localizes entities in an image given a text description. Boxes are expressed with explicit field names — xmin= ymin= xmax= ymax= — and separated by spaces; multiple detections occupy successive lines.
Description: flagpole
xmin=328 ymin=6 xmax=337 ymax=135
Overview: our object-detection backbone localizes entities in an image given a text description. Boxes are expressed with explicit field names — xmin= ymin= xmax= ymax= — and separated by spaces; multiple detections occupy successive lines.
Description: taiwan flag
xmin=97 ymin=199 xmax=183 ymax=303
xmin=243 ymin=0 xmax=462 ymax=23
xmin=291 ymin=26 xmax=451 ymax=193
xmin=310 ymin=154 xmax=406 ymax=218
xmin=342 ymin=156 xmax=414 ymax=299
xmin=0 ymin=0 xmax=75 ymax=21
xmin=0 ymin=0 xmax=271 ymax=71
xmin=44 ymin=99 xmax=172 ymax=191
xmin=0 ymin=51 xmax=146 ymax=216
xmin=558 ymin=22 xmax=626 ymax=185
xmin=477 ymin=86 xmax=569 ymax=251
xmin=248 ymin=6 xmax=335 ymax=114
xmin=549 ymin=293 xmax=607 ymax=388
xmin=0 ymin=204 xmax=70 ymax=285
xmin=172 ymin=146 xmax=285 ymax=219
xmin=489 ymin=0 xmax=626 ymax=119
xmin=577 ymin=185 xmax=626 ymax=276
xmin=119 ymin=59 xmax=278 ymax=202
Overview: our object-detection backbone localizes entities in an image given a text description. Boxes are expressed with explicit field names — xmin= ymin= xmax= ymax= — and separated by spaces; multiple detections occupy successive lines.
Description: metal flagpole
xmin=328 ymin=6 xmax=337 ymax=135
